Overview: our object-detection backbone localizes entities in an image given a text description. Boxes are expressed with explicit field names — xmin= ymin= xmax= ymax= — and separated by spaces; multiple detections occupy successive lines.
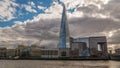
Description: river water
xmin=0 ymin=60 xmax=120 ymax=68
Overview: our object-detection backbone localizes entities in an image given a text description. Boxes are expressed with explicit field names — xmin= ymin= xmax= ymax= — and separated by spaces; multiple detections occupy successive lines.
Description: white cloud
xmin=68 ymin=11 xmax=84 ymax=18
xmin=29 ymin=2 xmax=63 ymax=20
xmin=64 ymin=0 xmax=120 ymax=20
xmin=28 ymin=1 xmax=36 ymax=8
xmin=45 ymin=2 xmax=62 ymax=14
xmin=37 ymin=6 xmax=46 ymax=10
xmin=0 ymin=0 xmax=18 ymax=21
xmin=28 ymin=1 xmax=35 ymax=6
xmin=40 ymin=40 xmax=57 ymax=46
xmin=60 ymin=0 xmax=111 ymax=8
xmin=22 ymin=4 xmax=37 ymax=13
xmin=30 ymin=2 xmax=63 ymax=21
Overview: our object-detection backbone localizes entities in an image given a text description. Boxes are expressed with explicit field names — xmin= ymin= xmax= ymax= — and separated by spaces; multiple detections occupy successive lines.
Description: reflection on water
xmin=0 ymin=60 xmax=120 ymax=68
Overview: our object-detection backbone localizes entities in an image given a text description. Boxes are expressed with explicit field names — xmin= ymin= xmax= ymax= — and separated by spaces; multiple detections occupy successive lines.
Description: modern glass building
xmin=58 ymin=4 xmax=70 ymax=48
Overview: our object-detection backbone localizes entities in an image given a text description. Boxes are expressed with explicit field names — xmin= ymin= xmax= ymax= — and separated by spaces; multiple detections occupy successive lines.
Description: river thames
xmin=0 ymin=60 xmax=120 ymax=68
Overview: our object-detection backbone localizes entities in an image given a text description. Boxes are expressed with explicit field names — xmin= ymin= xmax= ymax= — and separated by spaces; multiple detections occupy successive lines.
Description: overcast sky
xmin=0 ymin=0 xmax=120 ymax=49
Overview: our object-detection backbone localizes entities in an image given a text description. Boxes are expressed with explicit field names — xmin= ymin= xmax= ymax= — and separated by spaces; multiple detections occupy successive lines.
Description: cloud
xmin=45 ymin=2 xmax=62 ymax=14
xmin=22 ymin=4 xmax=37 ymax=13
xmin=40 ymin=40 xmax=58 ymax=48
xmin=0 ymin=0 xmax=120 ymax=49
xmin=0 ymin=18 xmax=61 ymax=48
xmin=0 ymin=0 xmax=18 ymax=21
xmin=28 ymin=1 xmax=35 ymax=8
xmin=37 ymin=6 xmax=46 ymax=10
xmin=1 ymin=16 xmax=120 ymax=48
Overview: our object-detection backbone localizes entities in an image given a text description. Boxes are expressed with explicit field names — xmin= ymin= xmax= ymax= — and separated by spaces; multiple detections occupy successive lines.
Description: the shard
xmin=58 ymin=4 xmax=70 ymax=48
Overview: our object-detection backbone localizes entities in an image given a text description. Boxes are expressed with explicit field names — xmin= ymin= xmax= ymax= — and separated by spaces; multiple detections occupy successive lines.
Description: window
xmin=97 ymin=43 xmax=104 ymax=51
xmin=61 ymin=51 xmax=66 ymax=56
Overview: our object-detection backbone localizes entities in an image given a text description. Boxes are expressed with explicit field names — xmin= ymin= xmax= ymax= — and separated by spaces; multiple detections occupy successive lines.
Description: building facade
xmin=115 ymin=48 xmax=120 ymax=55
xmin=16 ymin=45 xmax=29 ymax=58
xmin=0 ymin=47 xmax=7 ymax=58
xmin=73 ymin=38 xmax=90 ymax=57
xmin=6 ymin=49 xmax=16 ymax=58
xmin=89 ymin=36 xmax=108 ymax=58
xmin=41 ymin=49 xmax=59 ymax=58
xmin=71 ymin=42 xmax=88 ymax=57
xmin=72 ymin=36 xmax=108 ymax=59
xmin=58 ymin=4 xmax=70 ymax=48
xmin=29 ymin=45 xmax=41 ymax=58
xmin=58 ymin=3 xmax=71 ymax=58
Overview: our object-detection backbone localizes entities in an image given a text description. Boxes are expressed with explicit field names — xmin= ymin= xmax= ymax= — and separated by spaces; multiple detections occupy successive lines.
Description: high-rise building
xmin=58 ymin=3 xmax=70 ymax=48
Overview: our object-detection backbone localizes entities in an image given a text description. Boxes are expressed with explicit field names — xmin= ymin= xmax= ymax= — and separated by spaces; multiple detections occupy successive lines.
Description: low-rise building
xmin=72 ymin=36 xmax=108 ymax=59
xmin=29 ymin=45 xmax=41 ymax=58
xmin=115 ymin=48 xmax=120 ymax=55
xmin=16 ymin=45 xmax=29 ymax=57
xmin=71 ymin=42 xmax=88 ymax=57
xmin=41 ymin=48 xmax=59 ymax=58
xmin=0 ymin=47 xmax=7 ymax=58
xmin=6 ymin=49 xmax=16 ymax=58
xmin=89 ymin=36 xmax=108 ymax=58
xmin=58 ymin=48 xmax=70 ymax=58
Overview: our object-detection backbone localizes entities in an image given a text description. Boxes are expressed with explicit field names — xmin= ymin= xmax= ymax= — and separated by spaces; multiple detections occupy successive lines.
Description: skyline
xmin=0 ymin=0 xmax=120 ymax=49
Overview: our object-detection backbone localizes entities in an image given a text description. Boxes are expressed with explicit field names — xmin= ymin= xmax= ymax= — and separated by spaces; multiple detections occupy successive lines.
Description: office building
xmin=58 ymin=3 xmax=70 ymax=48
xmin=58 ymin=3 xmax=70 ymax=58
xmin=41 ymin=48 xmax=59 ymax=58
xmin=73 ymin=36 xmax=108 ymax=58
xmin=29 ymin=45 xmax=41 ymax=58
xmin=0 ymin=47 xmax=6 ymax=58
xmin=115 ymin=48 xmax=120 ymax=55
xmin=6 ymin=49 xmax=16 ymax=58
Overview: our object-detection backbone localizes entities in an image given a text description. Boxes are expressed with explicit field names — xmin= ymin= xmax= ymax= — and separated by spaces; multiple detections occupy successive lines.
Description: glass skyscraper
xmin=58 ymin=4 xmax=70 ymax=48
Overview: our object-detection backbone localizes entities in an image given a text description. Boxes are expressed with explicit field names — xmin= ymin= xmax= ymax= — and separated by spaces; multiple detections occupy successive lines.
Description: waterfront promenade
xmin=0 ymin=60 xmax=120 ymax=68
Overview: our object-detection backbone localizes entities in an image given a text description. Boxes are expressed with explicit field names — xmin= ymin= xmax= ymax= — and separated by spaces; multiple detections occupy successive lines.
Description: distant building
xmin=58 ymin=48 xmax=70 ymax=58
xmin=108 ymin=47 xmax=114 ymax=54
xmin=6 ymin=49 xmax=16 ymax=58
xmin=73 ymin=37 xmax=90 ymax=57
xmin=16 ymin=45 xmax=29 ymax=57
xmin=73 ymin=36 xmax=108 ymax=58
xmin=29 ymin=45 xmax=41 ymax=58
xmin=58 ymin=3 xmax=70 ymax=49
xmin=89 ymin=36 xmax=108 ymax=58
xmin=41 ymin=48 xmax=59 ymax=58
xmin=71 ymin=42 xmax=88 ymax=57
xmin=58 ymin=3 xmax=71 ymax=58
xmin=115 ymin=48 xmax=120 ymax=55
xmin=0 ymin=47 xmax=7 ymax=58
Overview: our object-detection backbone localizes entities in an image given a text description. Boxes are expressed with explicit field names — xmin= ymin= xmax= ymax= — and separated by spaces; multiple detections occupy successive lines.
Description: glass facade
xmin=58 ymin=4 xmax=70 ymax=48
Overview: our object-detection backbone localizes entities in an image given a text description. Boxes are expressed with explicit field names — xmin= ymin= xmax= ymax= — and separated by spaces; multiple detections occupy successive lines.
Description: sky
xmin=0 ymin=0 xmax=120 ymax=49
